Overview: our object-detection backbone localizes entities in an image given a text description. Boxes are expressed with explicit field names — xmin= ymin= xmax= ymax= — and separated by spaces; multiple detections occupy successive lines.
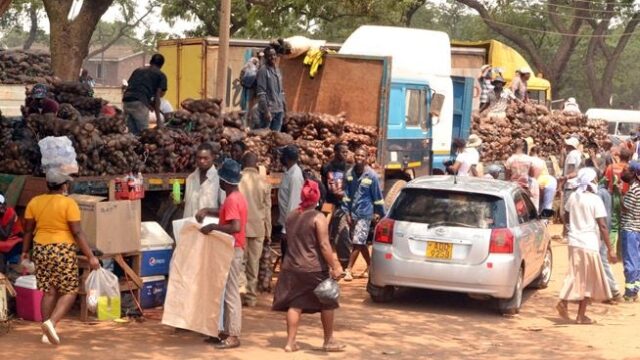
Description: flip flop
xmin=555 ymin=302 xmax=569 ymax=320
xmin=322 ymin=343 xmax=346 ymax=352
xmin=214 ymin=338 xmax=241 ymax=350
xmin=576 ymin=316 xmax=597 ymax=325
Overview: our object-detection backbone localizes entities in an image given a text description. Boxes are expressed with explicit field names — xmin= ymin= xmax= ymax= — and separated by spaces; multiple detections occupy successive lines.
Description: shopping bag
xmin=85 ymin=268 xmax=120 ymax=315
xmin=313 ymin=278 xmax=340 ymax=306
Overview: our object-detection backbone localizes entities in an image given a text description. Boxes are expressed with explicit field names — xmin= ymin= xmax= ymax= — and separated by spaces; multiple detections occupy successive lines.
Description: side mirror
xmin=540 ymin=209 xmax=555 ymax=219
xmin=430 ymin=93 xmax=445 ymax=117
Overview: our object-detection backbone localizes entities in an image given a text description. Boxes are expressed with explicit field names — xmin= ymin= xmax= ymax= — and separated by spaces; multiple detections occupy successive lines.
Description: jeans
xmin=260 ymin=111 xmax=284 ymax=131
xmin=599 ymin=240 xmax=619 ymax=295
xmin=621 ymin=229 xmax=640 ymax=297
xmin=540 ymin=177 xmax=557 ymax=211
xmin=123 ymin=100 xmax=150 ymax=135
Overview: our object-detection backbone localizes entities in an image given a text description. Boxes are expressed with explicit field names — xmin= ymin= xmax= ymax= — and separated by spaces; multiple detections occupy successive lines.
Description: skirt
xmin=272 ymin=270 xmax=338 ymax=314
xmin=559 ymin=246 xmax=611 ymax=302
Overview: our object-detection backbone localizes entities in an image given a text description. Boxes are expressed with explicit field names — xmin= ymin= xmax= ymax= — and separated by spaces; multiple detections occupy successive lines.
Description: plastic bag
xmin=313 ymin=278 xmax=340 ymax=306
xmin=38 ymin=136 xmax=79 ymax=175
xmin=85 ymin=268 xmax=120 ymax=314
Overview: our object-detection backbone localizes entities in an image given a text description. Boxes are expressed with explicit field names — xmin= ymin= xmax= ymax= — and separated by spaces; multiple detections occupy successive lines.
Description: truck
xmin=451 ymin=40 xmax=552 ymax=107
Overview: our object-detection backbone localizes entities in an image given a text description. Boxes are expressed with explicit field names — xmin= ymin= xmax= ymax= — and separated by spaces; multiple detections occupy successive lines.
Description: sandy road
xmin=2 ymin=225 xmax=639 ymax=360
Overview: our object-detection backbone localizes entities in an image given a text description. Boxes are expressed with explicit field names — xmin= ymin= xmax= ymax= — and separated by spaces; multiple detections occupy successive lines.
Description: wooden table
xmin=77 ymin=252 xmax=142 ymax=322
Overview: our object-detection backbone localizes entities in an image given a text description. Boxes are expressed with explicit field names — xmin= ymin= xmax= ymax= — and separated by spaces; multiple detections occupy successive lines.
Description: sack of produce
xmin=38 ymin=136 xmax=78 ymax=175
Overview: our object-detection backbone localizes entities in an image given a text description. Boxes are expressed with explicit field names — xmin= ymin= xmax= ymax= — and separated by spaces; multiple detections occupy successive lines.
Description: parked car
xmin=367 ymin=176 xmax=553 ymax=314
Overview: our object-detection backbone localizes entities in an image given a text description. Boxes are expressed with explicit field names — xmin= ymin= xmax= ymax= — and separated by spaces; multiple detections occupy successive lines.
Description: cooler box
xmin=140 ymin=222 xmax=174 ymax=277
xmin=15 ymin=275 xmax=44 ymax=322
xmin=140 ymin=276 xmax=167 ymax=309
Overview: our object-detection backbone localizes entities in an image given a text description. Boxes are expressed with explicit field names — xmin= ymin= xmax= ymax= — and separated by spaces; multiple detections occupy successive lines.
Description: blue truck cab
xmin=340 ymin=26 xmax=474 ymax=192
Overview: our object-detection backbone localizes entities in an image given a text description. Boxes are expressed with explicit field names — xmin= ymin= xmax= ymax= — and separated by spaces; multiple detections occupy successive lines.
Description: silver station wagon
xmin=368 ymin=176 xmax=553 ymax=314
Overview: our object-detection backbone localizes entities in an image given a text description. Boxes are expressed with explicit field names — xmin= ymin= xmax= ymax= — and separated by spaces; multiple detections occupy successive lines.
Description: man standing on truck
xmin=511 ymin=68 xmax=531 ymax=102
xmin=122 ymin=53 xmax=168 ymax=135
xmin=256 ymin=46 xmax=286 ymax=132
xmin=478 ymin=65 xmax=493 ymax=113
xmin=321 ymin=143 xmax=351 ymax=268
xmin=343 ymin=147 xmax=386 ymax=281
xmin=184 ymin=143 xmax=224 ymax=218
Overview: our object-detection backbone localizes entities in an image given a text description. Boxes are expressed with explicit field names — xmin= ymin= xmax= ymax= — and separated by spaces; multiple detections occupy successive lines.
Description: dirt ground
xmin=2 ymin=224 xmax=640 ymax=360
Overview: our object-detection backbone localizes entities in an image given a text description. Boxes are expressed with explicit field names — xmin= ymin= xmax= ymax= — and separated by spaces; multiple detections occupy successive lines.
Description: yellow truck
xmin=451 ymin=40 xmax=552 ymax=107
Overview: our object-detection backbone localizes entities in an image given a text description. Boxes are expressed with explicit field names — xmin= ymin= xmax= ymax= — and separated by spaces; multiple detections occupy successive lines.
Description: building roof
xmin=86 ymin=45 xmax=146 ymax=61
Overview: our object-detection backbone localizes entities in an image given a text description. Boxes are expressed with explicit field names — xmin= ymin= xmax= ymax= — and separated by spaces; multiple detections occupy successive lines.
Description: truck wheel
xmin=367 ymin=280 xmax=394 ymax=303
xmin=384 ymin=179 xmax=407 ymax=210
xmin=498 ymin=267 xmax=524 ymax=315
xmin=530 ymin=247 xmax=553 ymax=289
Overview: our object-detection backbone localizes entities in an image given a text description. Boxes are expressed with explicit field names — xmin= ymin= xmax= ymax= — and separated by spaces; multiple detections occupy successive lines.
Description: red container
xmin=15 ymin=275 xmax=44 ymax=322
xmin=114 ymin=177 xmax=145 ymax=200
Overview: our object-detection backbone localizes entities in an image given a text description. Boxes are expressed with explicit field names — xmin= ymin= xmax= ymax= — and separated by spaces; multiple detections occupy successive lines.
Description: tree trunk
xmin=43 ymin=0 xmax=114 ymax=80
xmin=0 ymin=0 xmax=11 ymax=17
xmin=23 ymin=3 xmax=39 ymax=50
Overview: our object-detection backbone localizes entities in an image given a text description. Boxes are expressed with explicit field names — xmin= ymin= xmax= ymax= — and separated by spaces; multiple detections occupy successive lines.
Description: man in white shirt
xmin=447 ymin=137 xmax=480 ymax=177
xmin=183 ymin=143 xmax=225 ymax=218
xmin=278 ymin=145 xmax=304 ymax=256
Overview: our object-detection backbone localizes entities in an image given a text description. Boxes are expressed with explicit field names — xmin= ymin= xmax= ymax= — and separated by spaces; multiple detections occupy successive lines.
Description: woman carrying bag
xmin=21 ymin=169 xmax=100 ymax=345
xmin=272 ymin=179 xmax=344 ymax=353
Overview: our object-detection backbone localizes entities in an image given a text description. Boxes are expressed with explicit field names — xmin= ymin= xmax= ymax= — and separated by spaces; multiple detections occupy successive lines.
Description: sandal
xmin=284 ymin=344 xmax=299 ymax=352
xmin=214 ymin=338 xmax=241 ymax=349
xmin=555 ymin=302 xmax=569 ymax=320
xmin=576 ymin=316 xmax=597 ymax=325
xmin=322 ymin=343 xmax=346 ymax=352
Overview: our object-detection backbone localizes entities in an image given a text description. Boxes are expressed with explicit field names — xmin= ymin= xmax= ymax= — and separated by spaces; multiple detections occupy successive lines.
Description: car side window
xmin=522 ymin=192 xmax=539 ymax=222
xmin=513 ymin=191 xmax=530 ymax=224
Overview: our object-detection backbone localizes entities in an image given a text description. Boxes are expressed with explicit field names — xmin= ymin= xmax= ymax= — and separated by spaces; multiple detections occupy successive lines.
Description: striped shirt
xmin=622 ymin=181 xmax=640 ymax=232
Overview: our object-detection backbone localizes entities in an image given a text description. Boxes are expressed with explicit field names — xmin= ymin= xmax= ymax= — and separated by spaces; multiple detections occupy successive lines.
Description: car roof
xmin=406 ymin=176 xmax=517 ymax=198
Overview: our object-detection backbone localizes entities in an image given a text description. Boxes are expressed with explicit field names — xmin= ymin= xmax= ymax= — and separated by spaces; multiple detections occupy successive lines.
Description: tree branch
xmin=86 ymin=3 xmax=157 ymax=59
xmin=23 ymin=2 xmax=39 ymax=50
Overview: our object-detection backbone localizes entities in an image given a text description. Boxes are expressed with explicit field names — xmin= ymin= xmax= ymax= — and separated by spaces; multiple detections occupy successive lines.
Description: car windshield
xmin=389 ymin=188 xmax=507 ymax=229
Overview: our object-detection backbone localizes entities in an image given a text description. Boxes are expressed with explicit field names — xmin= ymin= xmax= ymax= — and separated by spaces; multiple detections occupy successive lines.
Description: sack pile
xmin=0 ymin=50 xmax=55 ymax=85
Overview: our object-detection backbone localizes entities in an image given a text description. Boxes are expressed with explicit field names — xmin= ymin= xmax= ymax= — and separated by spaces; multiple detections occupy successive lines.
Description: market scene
xmin=2 ymin=0 xmax=640 ymax=359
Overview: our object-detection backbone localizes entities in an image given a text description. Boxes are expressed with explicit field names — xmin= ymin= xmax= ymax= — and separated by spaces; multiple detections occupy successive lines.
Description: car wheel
xmin=367 ymin=280 xmax=395 ymax=303
xmin=530 ymin=246 xmax=553 ymax=289
xmin=384 ymin=179 xmax=407 ymax=210
xmin=498 ymin=267 xmax=523 ymax=315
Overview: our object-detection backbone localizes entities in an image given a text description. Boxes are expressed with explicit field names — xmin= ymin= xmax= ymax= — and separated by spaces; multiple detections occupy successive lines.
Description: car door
xmin=521 ymin=192 xmax=546 ymax=274
xmin=511 ymin=190 xmax=538 ymax=281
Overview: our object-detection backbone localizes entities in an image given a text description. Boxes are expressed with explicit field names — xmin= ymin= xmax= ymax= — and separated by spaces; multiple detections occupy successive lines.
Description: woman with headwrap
xmin=272 ymin=180 xmax=344 ymax=353
xmin=557 ymin=168 xmax=618 ymax=324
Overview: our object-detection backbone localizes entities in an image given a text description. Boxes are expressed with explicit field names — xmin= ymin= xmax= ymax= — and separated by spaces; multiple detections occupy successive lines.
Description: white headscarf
xmin=576 ymin=167 xmax=597 ymax=193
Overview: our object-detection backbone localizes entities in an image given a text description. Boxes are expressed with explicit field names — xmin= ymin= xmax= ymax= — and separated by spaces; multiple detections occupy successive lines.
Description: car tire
xmin=367 ymin=280 xmax=395 ymax=303
xmin=384 ymin=179 xmax=407 ymax=210
xmin=498 ymin=267 xmax=524 ymax=315
xmin=530 ymin=246 xmax=553 ymax=289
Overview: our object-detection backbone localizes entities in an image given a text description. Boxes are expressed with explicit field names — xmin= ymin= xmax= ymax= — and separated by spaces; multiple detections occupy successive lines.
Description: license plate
xmin=426 ymin=241 xmax=452 ymax=260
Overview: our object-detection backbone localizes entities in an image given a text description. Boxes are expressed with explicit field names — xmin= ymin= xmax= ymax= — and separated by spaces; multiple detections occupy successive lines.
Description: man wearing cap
xmin=478 ymin=65 xmax=493 ymax=113
xmin=485 ymin=76 xmax=516 ymax=113
xmin=620 ymin=161 xmax=640 ymax=301
xmin=25 ymin=84 xmax=60 ymax=116
xmin=21 ymin=169 xmax=100 ymax=345
xmin=197 ymin=159 xmax=248 ymax=349
xmin=278 ymin=145 xmax=304 ymax=256
xmin=0 ymin=192 xmax=23 ymax=274
xmin=511 ymin=68 xmax=531 ymax=102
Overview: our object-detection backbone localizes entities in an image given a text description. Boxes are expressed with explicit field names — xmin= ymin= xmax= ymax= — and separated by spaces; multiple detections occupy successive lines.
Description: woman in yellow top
xmin=21 ymin=170 xmax=99 ymax=345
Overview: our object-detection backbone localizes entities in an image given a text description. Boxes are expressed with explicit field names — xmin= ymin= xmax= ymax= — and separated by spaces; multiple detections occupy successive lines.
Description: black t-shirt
xmin=321 ymin=160 xmax=348 ymax=205
xmin=123 ymin=66 xmax=168 ymax=106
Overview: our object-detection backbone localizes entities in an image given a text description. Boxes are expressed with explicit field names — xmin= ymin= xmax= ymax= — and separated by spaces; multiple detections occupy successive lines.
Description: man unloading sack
xmin=122 ymin=54 xmax=168 ymax=135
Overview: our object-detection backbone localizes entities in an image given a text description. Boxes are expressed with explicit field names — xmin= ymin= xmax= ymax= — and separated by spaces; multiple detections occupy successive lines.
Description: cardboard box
xmin=70 ymin=195 xmax=141 ymax=255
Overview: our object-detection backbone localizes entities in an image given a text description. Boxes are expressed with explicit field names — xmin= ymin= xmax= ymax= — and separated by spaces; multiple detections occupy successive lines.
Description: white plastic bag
xmin=85 ymin=268 xmax=120 ymax=313
xmin=38 ymin=136 xmax=79 ymax=175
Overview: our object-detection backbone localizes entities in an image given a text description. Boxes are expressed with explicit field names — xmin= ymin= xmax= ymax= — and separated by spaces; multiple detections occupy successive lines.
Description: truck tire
xmin=384 ymin=179 xmax=407 ymax=210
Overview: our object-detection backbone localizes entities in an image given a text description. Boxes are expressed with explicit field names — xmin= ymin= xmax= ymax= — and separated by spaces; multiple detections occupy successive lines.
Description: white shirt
xmin=565 ymin=191 xmax=607 ymax=252
xmin=564 ymin=149 xmax=582 ymax=189
xmin=183 ymin=167 xmax=225 ymax=218
xmin=278 ymin=163 xmax=304 ymax=232
xmin=456 ymin=148 xmax=479 ymax=176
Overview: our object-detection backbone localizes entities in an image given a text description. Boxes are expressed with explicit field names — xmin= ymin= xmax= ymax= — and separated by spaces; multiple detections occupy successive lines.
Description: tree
xmin=453 ymin=0 xmax=640 ymax=107
xmin=42 ymin=0 xmax=114 ymax=80
xmin=0 ymin=0 xmax=11 ymax=16
xmin=0 ymin=0 xmax=44 ymax=50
